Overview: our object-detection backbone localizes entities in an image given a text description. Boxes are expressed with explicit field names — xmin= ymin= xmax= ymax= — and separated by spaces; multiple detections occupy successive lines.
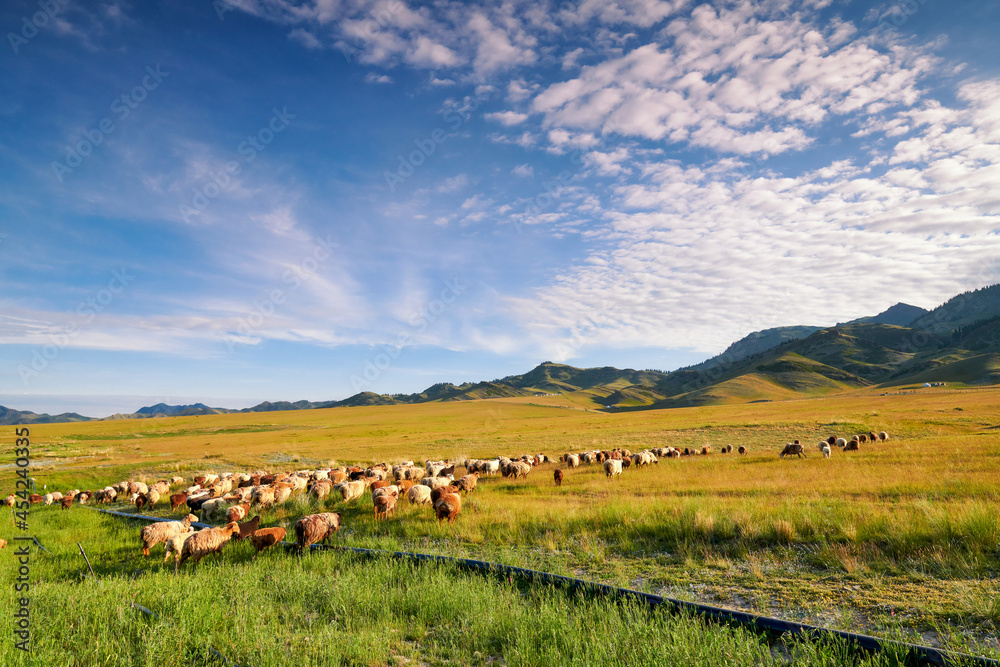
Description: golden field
xmin=4 ymin=385 xmax=1000 ymax=658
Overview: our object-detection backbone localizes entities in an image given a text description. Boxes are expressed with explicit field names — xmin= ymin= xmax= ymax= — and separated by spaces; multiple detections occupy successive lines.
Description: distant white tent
xmin=922 ymin=382 xmax=932 ymax=387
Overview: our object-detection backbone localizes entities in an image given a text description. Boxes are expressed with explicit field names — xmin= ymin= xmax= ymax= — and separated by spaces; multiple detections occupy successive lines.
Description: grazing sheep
xmin=273 ymin=486 xmax=292 ymax=505
xmin=701 ymin=446 xmax=712 ymax=455
xmin=632 ymin=451 xmax=658 ymax=468
xmin=170 ymin=476 xmax=184 ymax=486
xmin=822 ymin=445 xmax=832 ymax=458
xmin=827 ymin=436 xmax=837 ymax=446
xmin=857 ymin=434 xmax=868 ymax=444
xmin=309 ymin=479 xmax=333 ymax=500
xmin=199 ymin=498 xmax=231 ymax=523
xmin=434 ymin=492 xmax=461 ymax=525
xmin=564 ymin=454 xmax=581 ymax=469
xmin=235 ymin=515 xmax=261 ymax=540
xmin=336 ymin=480 xmax=367 ymax=502
xmin=420 ymin=476 xmax=453 ymax=490
xmin=251 ymin=486 xmax=276 ymax=508
xmin=226 ymin=503 xmax=250 ymax=523
xmin=145 ymin=489 xmax=161 ymax=509
xmin=454 ymin=474 xmax=478 ymax=494
xmin=738 ymin=445 xmax=748 ymax=455
xmin=140 ymin=514 xmax=198 ymax=556
xmin=169 ymin=492 xmax=188 ymax=512
xmin=553 ymin=468 xmax=563 ymax=486
xmin=60 ymin=494 xmax=75 ymax=509
xmin=294 ymin=512 xmax=342 ymax=552
xmin=373 ymin=490 xmax=398 ymax=520
xmin=178 ymin=522 xmax=240 ymax=568
xmin=879 ymin=431 xmax=889 ymax=441
xmin=779 ymin=443 xmax=806 ymax=459
xmin=406 ymin=485 xmax=432 ymax=506
xmin=249 ymin=527 xmax=286 ymax=555
xmin=836 ymin=438 xmax=847 ymax=448
xmin=603 ymin=459 xmax=623 ymax=479
xmin=868 ymin=431 xmax=878 ymax=442
xmin=163 ymin=529 xmax=196 ymax=564
xmin=843 ymin=439 xmax=860 ymax=452
xmin=3 ymin=494 xmax=15 ymax=507
xmin=42 ymin=493 xmax=54 ymax=506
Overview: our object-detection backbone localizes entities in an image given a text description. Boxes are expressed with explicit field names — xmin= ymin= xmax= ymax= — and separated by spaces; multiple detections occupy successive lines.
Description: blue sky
xmin=2 ymin=0 xmax=999 ymax=416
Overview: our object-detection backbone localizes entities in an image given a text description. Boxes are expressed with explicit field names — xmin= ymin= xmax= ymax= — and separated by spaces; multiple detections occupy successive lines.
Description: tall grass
xmin=0 ymin=512 xmax=960 ymax=667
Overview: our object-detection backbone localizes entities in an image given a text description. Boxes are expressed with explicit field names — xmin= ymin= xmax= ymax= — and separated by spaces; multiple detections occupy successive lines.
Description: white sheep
xmin=178 ymin=522 xmax=240 ymax=568
xmin=822 ymin=444 xmax=832 ymax=458
xmin=603 ymin=459 xmax=623 ymax=479
xmin=140 ymin=514 xmax=198 ymax=556
xmin=335 ymin=480 xmax=366 ymax=502
xmin=163 ymin=529 xmax=196 ymax=564
xmin=406 ymin=485 xmax=432 ymax=505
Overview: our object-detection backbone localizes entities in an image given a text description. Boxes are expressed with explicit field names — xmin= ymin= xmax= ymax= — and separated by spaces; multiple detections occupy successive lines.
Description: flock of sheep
xmin=779 ymin=430 xmax=890 ymax=459
xmin=2 ymin=431 xmax=889 ymax=563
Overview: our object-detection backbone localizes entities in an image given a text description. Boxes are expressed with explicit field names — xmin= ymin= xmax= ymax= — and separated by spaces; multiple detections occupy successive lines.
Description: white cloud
xmin=437 ymin=174 xmax=469 ymax=192
xmin=407 ymin=35 xmax=461 ymax=67
xmin=512 ymin=164 xmax=534 ymax=177
xmin=365 ymin=72 xmax=394 ymax=84
xmin=485 ymin=110 xmax=529 ymax=126
xmin=288 ymin=28 xmax=323 ymax=50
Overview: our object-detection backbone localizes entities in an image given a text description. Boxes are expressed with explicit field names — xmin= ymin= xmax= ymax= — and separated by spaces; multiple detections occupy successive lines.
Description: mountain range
xmin=3 ymin=284 xmax=999 ymax=424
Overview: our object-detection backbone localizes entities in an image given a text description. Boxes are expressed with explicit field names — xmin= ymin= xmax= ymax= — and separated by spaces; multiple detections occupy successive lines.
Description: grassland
xmin=2 ymin=386 xmax=1000 ymax=664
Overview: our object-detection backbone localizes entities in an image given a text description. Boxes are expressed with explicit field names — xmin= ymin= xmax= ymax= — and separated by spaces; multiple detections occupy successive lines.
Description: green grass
xmin=0 ymin=509 xmax=973 ymax=667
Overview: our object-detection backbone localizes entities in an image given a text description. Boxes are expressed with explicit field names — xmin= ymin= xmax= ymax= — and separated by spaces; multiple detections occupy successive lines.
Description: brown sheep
xmin=827 ymin=436 xmax=837 ymax=446
xmin=701 ymin=446 xmax=712 ymax=455
xmin=294 ymin=512 xmax=342 ymax=552
xmin=235 ymin=515 xmax=261 ymax=541
xmin=60 ymin=494 xmax=75 ymax=509
xmin=554 ymin=468 xmax=563 ymax=486
xmin=738 ymin=445 xmax=747 ymax=455
xmin=169 ymin=492 xmax=188 ymax=513
xmin=179 ymin=522 xmax=240 ymax=568
xmin=868 ymin=430 xmax=878 ymax=442
xmin=858 ymin=434 xmax=868 ymax=444
xmin=430 ymin=486 xmax=460 ymax=504
xmin=249 ymin=527 xmax=286 ymax=555
xmin=373 ymin=490 xmax=398 ymax=520
xmin=779 ymin=443 xmax=805 ymax=459
xmin=397 ymin=480 xmax=415 ymax=494
xmin=434 ymin=492 xmax=461 ymax=525
xmin=843 ymin=439 xmax=860 ymax=452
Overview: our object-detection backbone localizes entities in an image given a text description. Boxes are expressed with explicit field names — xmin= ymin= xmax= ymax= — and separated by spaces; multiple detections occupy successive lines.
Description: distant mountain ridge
xmin=842 ymin=302 xmax=928 ymax=327
xmin=2 ymin=284 xmax=998 ymax=424
xmin=0 ymin=405 xmax=91 ymax=426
